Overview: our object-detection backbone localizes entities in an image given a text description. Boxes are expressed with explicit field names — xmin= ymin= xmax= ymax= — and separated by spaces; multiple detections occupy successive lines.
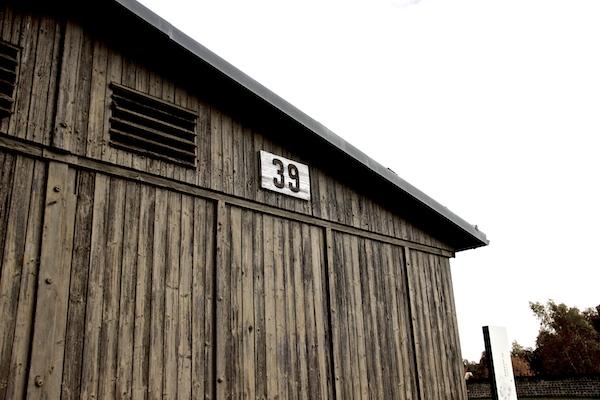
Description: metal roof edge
xmin=113 ymin=0 xmax=489 ymax=249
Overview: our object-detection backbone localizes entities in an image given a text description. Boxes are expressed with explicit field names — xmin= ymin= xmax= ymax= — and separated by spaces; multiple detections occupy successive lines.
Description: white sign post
xmin=483 ymin=326 xmax=518 ymax=400
xmin=259 ymin=150 xmax=311 ymax=201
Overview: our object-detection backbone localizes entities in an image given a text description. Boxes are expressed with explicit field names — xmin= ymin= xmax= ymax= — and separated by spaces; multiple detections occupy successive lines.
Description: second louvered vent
xmin=0 ymin=40 xmax=19 ymax=119
xmin=109 ymin=82 xmax=198 ymax=168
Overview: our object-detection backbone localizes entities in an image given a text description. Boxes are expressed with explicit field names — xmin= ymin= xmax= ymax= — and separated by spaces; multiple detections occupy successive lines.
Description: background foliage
xmin=465 ymin=301 xmax=600 ymax=378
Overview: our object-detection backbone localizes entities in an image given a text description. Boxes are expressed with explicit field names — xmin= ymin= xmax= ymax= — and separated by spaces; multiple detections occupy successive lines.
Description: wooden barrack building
xmin=0 ymin=1 xmax=488 ymax=399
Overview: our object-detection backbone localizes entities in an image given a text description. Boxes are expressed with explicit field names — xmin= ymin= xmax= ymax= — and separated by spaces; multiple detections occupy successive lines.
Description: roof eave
xmin=112 ymin=0 xmax=488 ymax=251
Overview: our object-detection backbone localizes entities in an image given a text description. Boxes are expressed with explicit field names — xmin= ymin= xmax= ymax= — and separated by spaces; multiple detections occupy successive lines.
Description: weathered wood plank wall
xmin=217 ymin=205 xmax=333 ymax=399
xmin=0 ymin=147 xmax=469 ymax=399
xmin=0 ymin=6 xmax=62 ymax=146
xmin=0 ymin=4 xmax=450 ymax=252
xmin=408 ymin=249 xmax=468 ymax=400
xmin=0 ymin=153 xmax=215 ymax=399
xmin=0 ymin=153 xmax=46 ymax=399
xmin=27 ymin=161 xmax=75 ymax=400
xmin=329 ymin=230 xmax=419 ymax=399
xmin=0 ymin=3 xmax=471 ymax=399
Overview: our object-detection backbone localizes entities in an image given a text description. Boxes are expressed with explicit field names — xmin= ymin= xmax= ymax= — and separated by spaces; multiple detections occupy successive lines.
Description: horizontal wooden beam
xmin=0 ymin=134 xmax=454 ymax=258
xmin=0 ymin=134 xmax=43 ymax=158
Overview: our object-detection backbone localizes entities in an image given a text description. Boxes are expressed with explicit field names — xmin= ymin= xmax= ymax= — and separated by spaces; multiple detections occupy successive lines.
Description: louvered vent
xmin=109 ymin=82 xmax=198 ymax=168
xmin=0 ymin=40 xmax=19 ymax=119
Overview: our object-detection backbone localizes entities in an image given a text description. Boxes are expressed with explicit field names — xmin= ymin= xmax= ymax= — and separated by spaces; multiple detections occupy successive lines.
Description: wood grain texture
xmin=0 ymin=6 xmax=61 ymax=144
xmin=219 ymin=205 xmax=331 ymax=400
xmin=86 ymin=40 xmax=109 ymax=159
xmin=97 ymin=175 xmax=126 ymax=400
xmin=52 ymin=21 xmax=84 ymax=151
xmin=27 ymin=161 xmax=76 ymax=399
xmin=132 ymin=184 xmax=155 ymax=400
xmin=329 ymin=231 xmax=420 ymax=400
xmin=0 ymin=155 xmax=45 ymax=400
xmin=408 ymin=249 xmax=468 ymax=400
xmin=0 ymin=3 xmax=477 ymax=399
xmin=241 ymin=208 xmax=255 ymax=399
xmin=0 ymin=148 xmax=469 ymax=400
xmin=0 ymin=136 xmax=453 ymax=259
xmin=10 ymin=14 xmax=38 ymax=140
xmin=191 ymin=197 xmax=215 ymax=400
xmin=0 ymin=3 xmax=451 ymax=252
xmin=0 ymin=155 xmax=33 ymax=399
xmin=116 ymin=180 xmax=141 ymax=399
xmin=0 ymin=152 xmax=218 ymax=399
xmin=80 ymin=172 xmax=109 ymax=400
xmin=4 ymin=161 xmax=45 ymax=399
xmin=214 ymin=200 xmax=227 ymax=400
xmin=61 ymin=170 xmax=95 ymax=400
xmin=163 ymin=188 xmax=181 ymax=399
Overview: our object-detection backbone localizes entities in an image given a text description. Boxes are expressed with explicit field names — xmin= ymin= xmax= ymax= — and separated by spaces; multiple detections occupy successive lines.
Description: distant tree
xmin=511 ymin=341 xmax=534 ymax=377
xmin=464 ymin=342 xmax=534 ymax=380
xmin=529 ymin=300 xmax=600 ymax=377
xmin=511 ymin=357 xmax=534 ymax=377
xmin=510 ymin=341 xmax=530 ymax=359
xmin=464 ymin=352 xmax=488 ymax=379
xmin=465 ymin=302 xmax=600 ymax=380
xmin=583 ymin=305 xmax=600 ymax=335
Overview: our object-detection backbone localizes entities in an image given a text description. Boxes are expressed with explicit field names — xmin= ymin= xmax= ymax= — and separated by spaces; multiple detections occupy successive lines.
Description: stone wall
xmin=467 ymin=376 xmax=600 ymax=399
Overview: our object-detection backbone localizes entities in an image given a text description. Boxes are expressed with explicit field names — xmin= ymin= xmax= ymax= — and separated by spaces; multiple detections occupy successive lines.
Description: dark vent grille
xmin=0 ymin=41 xmax=19 ymax=119
xmin=109 ymin=82 xmax=198 ymax=168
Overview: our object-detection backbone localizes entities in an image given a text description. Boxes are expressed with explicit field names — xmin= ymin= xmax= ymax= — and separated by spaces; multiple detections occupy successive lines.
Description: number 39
xmin=272 ymin=158 xmax=300 ymax=193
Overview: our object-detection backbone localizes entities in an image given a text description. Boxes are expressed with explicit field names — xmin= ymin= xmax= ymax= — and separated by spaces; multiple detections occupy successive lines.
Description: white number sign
xmin=259 ymin=150 xmax=310 ymax=201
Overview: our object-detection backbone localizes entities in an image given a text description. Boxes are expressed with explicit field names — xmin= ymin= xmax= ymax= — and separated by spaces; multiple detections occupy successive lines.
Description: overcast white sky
xmin=137 ymin=0 xmax=600 ymax=361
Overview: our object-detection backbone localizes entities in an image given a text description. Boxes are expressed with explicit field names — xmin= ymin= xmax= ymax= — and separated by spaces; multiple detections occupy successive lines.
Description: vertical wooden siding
xmin=65 ymin=172 xmax=215 ymax=400
xmin=0 ymin=152 xmax=216 ymax=399
xmin=0 ymin=3 xmax=450 ymax=252
xmin=408 ymin=249 xmax=468 ymax=400
xmin=329 ymin=231 xmax=419 ymax=400
xmin=0 ymin=152 xmax=46 ymax=399
xmin=217 ymin=205 xmax=333 ymax=400
xmin=0 ymin=6 xmax=62 ymax=146
xmin=0 ymin=149 xmax=469 ymax=399
xmin=0 ymin=4 xmax=471 ymax=398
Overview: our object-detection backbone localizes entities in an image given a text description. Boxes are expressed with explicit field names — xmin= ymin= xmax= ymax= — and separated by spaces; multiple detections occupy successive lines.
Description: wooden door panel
xmin=218 ymin=206 xmax=333 ymax=400
xmin=1 ymin=165 xmax=218 ymax=400
xmin=329 ymin=231 xmax=419 ymax=400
